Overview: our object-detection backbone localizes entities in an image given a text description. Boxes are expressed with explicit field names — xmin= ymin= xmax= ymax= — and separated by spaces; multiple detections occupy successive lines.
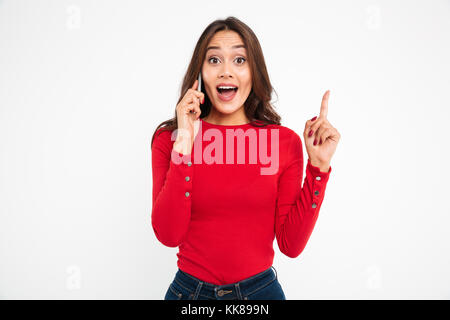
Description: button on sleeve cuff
xmin=306 ymin=158 xmax=331 ymax=183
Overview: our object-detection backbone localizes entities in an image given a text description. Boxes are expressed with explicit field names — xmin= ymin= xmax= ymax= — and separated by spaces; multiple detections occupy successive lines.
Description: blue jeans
xmin=164 ymin=266 xmax=286 ymax=300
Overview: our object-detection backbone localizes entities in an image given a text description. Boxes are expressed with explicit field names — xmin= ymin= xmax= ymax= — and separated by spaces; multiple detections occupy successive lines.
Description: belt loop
xmin=193 ymin=281 xmax=203 ymax=300
xmin=235 ymin=283 xmax=243 ymax=300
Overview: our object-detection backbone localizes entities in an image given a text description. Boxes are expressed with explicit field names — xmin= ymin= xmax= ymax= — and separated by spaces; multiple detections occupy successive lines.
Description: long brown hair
xmin=151 ymin=16 xmax=281 ymax=147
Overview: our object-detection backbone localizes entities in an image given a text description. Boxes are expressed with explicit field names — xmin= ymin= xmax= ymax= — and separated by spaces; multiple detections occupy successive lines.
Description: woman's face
xmin=202 ymin=30 xmax=252 ymax=118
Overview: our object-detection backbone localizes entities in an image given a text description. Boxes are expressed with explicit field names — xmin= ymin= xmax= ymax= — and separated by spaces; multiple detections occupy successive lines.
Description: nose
xmin=219 ymin=72 xmax=233 ymax=79
xmin=219 ymin=61 xmax=233 ymax=79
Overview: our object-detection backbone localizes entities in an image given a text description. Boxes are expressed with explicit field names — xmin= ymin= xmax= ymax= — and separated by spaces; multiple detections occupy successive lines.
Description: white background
xmin=1 ymin=0 xmax=449 ymax=299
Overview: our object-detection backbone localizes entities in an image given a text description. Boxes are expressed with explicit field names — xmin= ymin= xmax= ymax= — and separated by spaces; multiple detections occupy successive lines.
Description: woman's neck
xmin=202 ymin=111 xmax=250 ymax=126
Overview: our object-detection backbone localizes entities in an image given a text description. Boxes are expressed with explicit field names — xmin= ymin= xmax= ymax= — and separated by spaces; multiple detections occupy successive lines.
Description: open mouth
xmin=216 ymin=85 xmax=238 ymax=101
xmin=216 ymin=86 xmax=238 ymax=94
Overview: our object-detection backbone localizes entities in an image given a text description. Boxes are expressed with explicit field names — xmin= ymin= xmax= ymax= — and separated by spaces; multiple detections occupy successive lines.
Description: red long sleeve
xmin=151 ymin=119 xmax=332 ymax=285
xmin=275 ymin=132 xmax=331 ymax=258
xmin=151 ymin=129 xmax=194 ymax=247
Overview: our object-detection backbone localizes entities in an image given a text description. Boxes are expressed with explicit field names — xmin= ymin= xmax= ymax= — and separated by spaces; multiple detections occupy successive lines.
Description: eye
xmin=208 ymin=57 xmax=220 ymax=64
xmin=235 ymin=57 xmax=246 ymax=64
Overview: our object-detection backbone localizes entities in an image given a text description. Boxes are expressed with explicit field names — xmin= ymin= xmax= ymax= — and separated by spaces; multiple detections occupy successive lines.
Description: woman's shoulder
xmin=154 ymin=126 xmax=174 ymax=137
xmin=152 ymin=127 xmax=176 ymax=150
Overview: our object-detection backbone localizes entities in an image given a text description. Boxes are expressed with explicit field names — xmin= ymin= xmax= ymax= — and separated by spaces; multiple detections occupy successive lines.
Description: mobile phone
xmin=189 ymin=72 xmax=202 ymax=117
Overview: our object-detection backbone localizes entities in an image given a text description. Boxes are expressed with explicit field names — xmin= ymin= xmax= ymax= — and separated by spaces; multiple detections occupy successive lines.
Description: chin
xmin=214 ymin=103 xmax=241 ymax=114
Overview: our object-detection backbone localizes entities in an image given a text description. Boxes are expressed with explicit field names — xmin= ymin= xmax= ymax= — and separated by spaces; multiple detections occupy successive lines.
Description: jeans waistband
xmin=174 ymin=266 xmax=278 ymax=300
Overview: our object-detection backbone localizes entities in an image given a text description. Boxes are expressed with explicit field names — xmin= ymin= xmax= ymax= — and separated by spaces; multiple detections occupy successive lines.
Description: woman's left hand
xmin=303 ymin=90 xmax=341 ymax=171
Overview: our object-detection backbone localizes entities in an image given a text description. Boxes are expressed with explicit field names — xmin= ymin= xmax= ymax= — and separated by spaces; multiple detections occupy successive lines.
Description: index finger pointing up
xmin=320 ymin=90 xmax=330 ymax=118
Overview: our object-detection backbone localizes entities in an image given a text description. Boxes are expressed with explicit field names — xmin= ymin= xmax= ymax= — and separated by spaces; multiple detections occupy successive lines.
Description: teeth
xmin=218 ymin=86 xmax=237 ymax=89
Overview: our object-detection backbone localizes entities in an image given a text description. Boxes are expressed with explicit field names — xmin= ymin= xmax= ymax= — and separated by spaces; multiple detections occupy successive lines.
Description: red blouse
xmin=151 ymin=118 xmax=332 ymax=285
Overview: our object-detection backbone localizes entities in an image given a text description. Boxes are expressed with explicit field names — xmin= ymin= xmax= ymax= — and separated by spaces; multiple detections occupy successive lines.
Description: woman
xmin=151 ymin=16 xmax=340 ymax=300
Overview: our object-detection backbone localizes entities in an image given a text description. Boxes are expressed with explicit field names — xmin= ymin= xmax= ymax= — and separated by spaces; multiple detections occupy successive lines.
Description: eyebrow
xmin=206 ymin=44 xmax=246 ymax=52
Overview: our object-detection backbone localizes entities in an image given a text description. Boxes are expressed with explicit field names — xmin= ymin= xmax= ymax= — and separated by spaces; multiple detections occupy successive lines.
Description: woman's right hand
xmin=174 ymin=79 xmax=205 ymax=154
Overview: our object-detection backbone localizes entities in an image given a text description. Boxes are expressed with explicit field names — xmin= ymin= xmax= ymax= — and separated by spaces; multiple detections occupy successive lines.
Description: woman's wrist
xmin=309 ymin=158 xmax=330 ymax=173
